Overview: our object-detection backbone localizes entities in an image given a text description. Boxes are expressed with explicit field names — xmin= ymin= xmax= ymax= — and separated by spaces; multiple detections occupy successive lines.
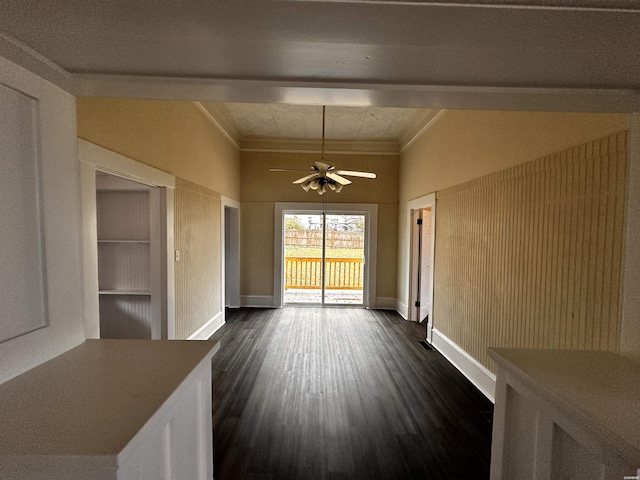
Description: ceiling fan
xmin=269 ymin=106 xmax=376 ymax=195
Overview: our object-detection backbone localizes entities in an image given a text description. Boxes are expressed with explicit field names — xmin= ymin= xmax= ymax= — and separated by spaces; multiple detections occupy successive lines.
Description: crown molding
xmin=311 ymin=1 xmax=640 ymax=13
xmin=193 ymin=102 xmax=241 ymax=150
xmin=400 ymin=109 xmax=448 ymax=152
xmin=0 ymin=32 xmax=73 ymax=93
xmin=239 ymin=137 xmax=400 ymax=155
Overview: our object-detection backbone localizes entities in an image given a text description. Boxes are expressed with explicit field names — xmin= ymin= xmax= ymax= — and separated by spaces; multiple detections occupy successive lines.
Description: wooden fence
xmin=285 ymin=257 xmax=363 ymax=290
xmin=285 ymin=229 xmax=364 ymax=249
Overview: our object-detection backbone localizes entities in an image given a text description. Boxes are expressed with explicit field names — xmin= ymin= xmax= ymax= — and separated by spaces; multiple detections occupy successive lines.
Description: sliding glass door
xmin=283 ymin=211 xmax=365 ymax=306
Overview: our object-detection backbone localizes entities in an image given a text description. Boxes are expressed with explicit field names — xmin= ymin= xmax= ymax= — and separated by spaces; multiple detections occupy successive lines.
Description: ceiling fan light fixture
xmin=270 ymin=106 xmax=376 ymax=195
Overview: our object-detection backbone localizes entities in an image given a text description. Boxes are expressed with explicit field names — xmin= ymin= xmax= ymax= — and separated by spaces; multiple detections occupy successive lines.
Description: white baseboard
xmin=375 ymin=297 xmax=397 ymax=310
xmin=240 ymin=295 xmax=276 ymax=308
xmin=431 ymin=328 xmax=496 ymax=403
xmin=396 ymin=300 xmax=408 ymax=319
xmin=188 ymin=311 xmax=224 ymax=340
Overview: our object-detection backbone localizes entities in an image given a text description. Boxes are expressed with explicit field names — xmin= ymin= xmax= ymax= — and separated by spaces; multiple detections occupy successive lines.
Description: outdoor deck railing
xmin=285 ymin=257 xmax=363 ymax=290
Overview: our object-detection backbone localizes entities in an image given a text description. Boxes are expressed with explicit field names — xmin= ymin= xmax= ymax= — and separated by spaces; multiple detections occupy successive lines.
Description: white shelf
xmin=98 ymin=239 xmax=150 ymax=244
xmin=99 ymin=289 xmax=151 ymax=296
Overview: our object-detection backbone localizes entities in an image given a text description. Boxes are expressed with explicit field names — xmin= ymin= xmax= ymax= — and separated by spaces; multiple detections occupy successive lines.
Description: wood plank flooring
xmin=210 ymin=308 xmax=493 ymax=480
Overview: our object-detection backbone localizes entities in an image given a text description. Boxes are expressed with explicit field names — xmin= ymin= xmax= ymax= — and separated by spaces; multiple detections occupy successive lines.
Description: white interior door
xmin=419 ymin=208 xmax=433 ymax=322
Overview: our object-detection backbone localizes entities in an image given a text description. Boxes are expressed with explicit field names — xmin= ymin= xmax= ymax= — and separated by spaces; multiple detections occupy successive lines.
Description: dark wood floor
xmin=210 ymin=308 xmax=493 ymax=480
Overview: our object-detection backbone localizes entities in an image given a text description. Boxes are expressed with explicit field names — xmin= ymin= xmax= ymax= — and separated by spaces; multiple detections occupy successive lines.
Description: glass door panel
xmin=283 ymin=213 xmax=323 ymax=304
xmin=324 ymin=214 xmax=365 ymax=305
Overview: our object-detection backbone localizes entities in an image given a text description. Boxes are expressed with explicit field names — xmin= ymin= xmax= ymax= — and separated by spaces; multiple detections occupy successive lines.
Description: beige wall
xmin=175 ymin=179 xmax=221 ymax=338
xmin=77 ymin=98 xmax=241 ymax=200
xmin=77 ymin=99 xmax=240 ymax=338
xmin=397 ymin=110 xmax=629 ymax=313
xmin=435 ymin=132 xmax=627 ymax=372
xmin=241 ymin=151 xmax=398 ymax=302
xmin=400 ymin=110 xmax=628 ymax=205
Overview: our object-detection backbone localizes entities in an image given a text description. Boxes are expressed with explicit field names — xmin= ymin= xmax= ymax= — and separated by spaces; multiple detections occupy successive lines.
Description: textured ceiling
xmin=218 ymin=103 xmax=425 ymax=141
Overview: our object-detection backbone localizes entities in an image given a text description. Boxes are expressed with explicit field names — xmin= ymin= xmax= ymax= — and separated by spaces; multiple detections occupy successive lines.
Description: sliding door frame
xmin=274 ymin=202 xmax=378 ymax=308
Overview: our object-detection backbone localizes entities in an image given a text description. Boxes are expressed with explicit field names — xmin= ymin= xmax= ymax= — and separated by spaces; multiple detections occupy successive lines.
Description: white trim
xmin=71 ymin=74 xmax=640 ymax=114
xmin=221 ymin=196 xmax=241 ymax=329
xmin=240 ymin=295 xmax=276 ymax=308
xmin=78 ymin=160 xmax=100 ymax=339
xmin=431 ymin=328 xmax=496 ymax=402
xmin=78 ymin=140 xmax=176 ymax=340
xmin=165 ymin=188 xmax=176 ymax=340
xmin=400 ymin=110 xmax=448 ymax=152
xmin=242 ymin=147 xmax=399 ymax=156
xmin=273 ymin=202 xmax=378 ymax=309
xmin=240 ymin=138 xmax=400 ymax=155
xmin=0 ymin=31 xmax=74 ymax=93
xmin=375 ymin=297 xmax=397 ymax=310
xmin=187 ymin=311 xmax=224 ymax=340
xmin=78 ymin=140 xmax=175 ymax=188
xmin=193 ymin=102 xmax=240 ymax=150
xmin=396 ymin=300 xmax=409 ymax=319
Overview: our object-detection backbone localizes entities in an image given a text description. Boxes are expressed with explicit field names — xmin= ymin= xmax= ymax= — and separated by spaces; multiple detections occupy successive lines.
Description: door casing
xmin=407 ymin=193 xmax=436 ymax=342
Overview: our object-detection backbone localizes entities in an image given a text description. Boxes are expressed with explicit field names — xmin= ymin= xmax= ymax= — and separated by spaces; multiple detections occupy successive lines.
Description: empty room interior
xmin=0 ymin=1 xmax=639 ymax=479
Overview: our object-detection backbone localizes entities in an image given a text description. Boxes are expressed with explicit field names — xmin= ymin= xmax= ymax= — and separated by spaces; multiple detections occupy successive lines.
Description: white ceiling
xmin=0 ymin=0 xmax=638 ymax=112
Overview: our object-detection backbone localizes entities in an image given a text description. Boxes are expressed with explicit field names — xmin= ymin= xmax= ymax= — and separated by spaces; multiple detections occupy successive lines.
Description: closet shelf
xmin=99 ymin=289 xmax=151 ymax=296
xmin=98 ymin=239 xmax=150 ymax=244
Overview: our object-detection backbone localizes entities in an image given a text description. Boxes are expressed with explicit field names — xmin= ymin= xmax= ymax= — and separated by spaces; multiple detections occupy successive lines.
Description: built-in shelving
xmin=96 ymin=173 xmax=156 ymax=339
xmin=98 ymin=239 xmax=151 ymax=244
xmin=99 ymin=290 xmax=152 ymax=295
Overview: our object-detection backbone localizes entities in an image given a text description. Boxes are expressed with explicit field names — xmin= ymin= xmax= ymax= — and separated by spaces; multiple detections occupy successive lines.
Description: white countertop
xmin=489 ymin=348 xmax=640 ymax=467
xmin=0 ymin=339 xmax=218 ymax=461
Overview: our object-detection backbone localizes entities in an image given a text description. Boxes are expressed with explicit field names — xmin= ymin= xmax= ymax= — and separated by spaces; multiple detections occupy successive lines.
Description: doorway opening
xmin=408 ymin=193 xmax=436 ymax=341
xmin=284 ymin=212 xmax=366 ymax=305
xmin=224 ymin=203 xmax=240 ymax=309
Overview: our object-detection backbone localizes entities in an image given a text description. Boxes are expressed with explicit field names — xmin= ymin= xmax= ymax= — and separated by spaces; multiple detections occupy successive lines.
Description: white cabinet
xmin=0 ymin=339 xmax=218 ymax=480
xmin=489 ymin=348 xmax=640 ymax=480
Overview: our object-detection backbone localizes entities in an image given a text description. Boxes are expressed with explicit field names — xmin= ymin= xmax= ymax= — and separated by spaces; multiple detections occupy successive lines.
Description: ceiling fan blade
xmin=326 ymin=172 xmax=352 ymax=185
xmin=293 ymin=173 xmax=319 ymax=184
xmin=334 ymin=170 xmax=377 ymax=179
xmin=270 ymin=168 xmax=314 ymax=172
